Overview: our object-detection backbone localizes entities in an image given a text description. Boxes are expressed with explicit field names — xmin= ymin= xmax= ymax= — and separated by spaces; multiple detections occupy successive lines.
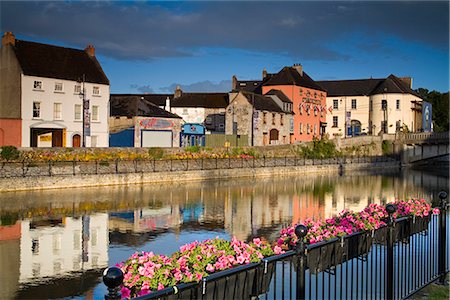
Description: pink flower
xmin=195 ymin=272 xmax=203 ymax=281
xmin=273 ymin=246 xmax=283 ymax=254
xmin=433 ymin=208 xmax=440 ymax=215
xmin=206 ymin=264 xmax=215 ymax=272
xmin=121 ymin=287 xmax=131 ymax=299
xmin=158 ymin=283 xmax=165 ymax=290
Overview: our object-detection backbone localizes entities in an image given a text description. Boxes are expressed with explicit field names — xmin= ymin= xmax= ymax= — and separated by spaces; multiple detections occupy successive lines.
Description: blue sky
xmin=1 ymin=1 xmax=449 ymax=93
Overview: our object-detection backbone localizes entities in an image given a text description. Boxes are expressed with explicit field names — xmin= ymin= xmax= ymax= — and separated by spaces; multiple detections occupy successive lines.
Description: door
xmin=73 ymin=134 xmax=81 ymax=147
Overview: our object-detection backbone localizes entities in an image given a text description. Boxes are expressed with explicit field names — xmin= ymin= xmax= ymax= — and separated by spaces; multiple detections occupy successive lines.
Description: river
xmin=0 ymin=167 xmax=448 ymax=299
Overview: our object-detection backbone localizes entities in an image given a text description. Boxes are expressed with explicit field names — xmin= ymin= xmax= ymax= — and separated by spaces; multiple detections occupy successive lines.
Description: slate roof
xmin=264 ymin=67 xmax=326 ymax=92
xmin=318 ymin=75 xmax=421 ymax=98
xmin=12 ymin=40 xmax=109 ymax=84
xmin=240 ymin=91 xmax=285 ymax=113
xmin=114 ymin=94 xmax=173 ymax=107
xmin=265 ymin=89 xmax=292 ymax=103
xmin=234 ymin=74 xmax=274 ymax=94
xmin=110 ymin=95 xmax=181 ymax=118
xmin=171 ymin=93 xmax=229 ymax=108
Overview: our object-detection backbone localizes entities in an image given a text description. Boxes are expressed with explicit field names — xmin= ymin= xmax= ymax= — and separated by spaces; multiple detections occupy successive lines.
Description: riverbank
xmin=0 ymin=160 xmax=400 ymax=192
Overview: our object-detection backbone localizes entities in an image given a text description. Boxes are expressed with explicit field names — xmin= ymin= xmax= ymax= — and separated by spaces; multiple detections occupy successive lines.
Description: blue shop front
xmin=180 ymin=123 xmax=205 ymax=147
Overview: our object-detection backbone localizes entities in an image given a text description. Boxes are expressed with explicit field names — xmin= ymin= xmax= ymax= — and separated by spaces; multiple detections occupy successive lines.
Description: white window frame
xmin=53 ymin=103 xmax=62 ymax=120
xmin=54 ymin=82 xmax=63 ymax=93
xmin=33 ymin=102 xmax=41 ymax=118
xmin=93 ymin=86 xmax=100 ymax=96
xmin=74 ymin=84 xmax=81 ymax=94
xmin=92 ymin=105 xmax=99 ymax=122
xmin=333 ymin=116 xmax=338 ymax=128
xmin=351 ymin=99 xmax=357 ymax=110
xmin=33 ymin=81 xmax=43 ymax=90
xmin=74 ymin=104 xmax=82 ymax=121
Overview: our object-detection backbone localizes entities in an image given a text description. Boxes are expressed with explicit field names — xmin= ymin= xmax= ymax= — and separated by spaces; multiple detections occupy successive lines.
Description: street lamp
xmin=251 ymin=93 xmax=255 ymax=146
xmin=78 ymin=74 xmax=89 ymax=147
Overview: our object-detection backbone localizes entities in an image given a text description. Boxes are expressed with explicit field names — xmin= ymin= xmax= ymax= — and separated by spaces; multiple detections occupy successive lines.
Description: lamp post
xmin=78 ymin=74 xmax=89 ymax=147
xmin=251 ymin=93 xmax=254 ymax=146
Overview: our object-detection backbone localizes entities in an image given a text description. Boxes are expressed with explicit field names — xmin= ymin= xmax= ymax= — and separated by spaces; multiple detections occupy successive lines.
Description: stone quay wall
xmin=0 ymin=159 xmax=400 ymax=192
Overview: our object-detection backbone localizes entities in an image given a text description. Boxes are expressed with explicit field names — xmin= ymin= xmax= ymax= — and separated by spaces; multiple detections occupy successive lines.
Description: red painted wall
xmin=0 ymin=119 xmax=22 ymax=147
xmin=262 ymin=85 xmax=326 ymax=142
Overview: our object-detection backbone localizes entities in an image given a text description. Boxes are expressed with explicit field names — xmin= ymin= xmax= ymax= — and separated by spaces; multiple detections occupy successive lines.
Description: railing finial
xmin=103 ymin=267 xmax=124 ymax=300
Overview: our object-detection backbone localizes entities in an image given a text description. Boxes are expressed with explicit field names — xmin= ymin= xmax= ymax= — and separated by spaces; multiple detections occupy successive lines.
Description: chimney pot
xmin=2 ymin=31 xmax=15 ymax=46
xmin=262 ymin=68 xmax=267 ymax=79
xmin=174 ymin=85 xmax=183 ymax=98
xmin=293 ymin=63 xmax=303 ymax=76
xmin=84 ymin=44 xmax=95 ymax=57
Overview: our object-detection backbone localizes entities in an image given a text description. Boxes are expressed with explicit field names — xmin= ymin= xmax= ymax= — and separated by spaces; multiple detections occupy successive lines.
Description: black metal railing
xmin=102 ymin=191 xmax=448 ymax=300
xmin=0 ymin=155 xmax=399 ymax=178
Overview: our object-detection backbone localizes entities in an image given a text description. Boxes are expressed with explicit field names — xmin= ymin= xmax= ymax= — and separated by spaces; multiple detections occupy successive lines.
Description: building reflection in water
xmin=0 ymin=169 xmax=447 ymax=298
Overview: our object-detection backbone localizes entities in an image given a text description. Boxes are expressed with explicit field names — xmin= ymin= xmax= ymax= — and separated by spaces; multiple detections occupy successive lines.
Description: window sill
xmin=33 ymin=89 xmax=44 ymax=92
xmin=74 ymin=120 xmax=82 ymax=123
xmin=53 ymin=119 xmax=63 ymax=121
xmin=92 ymin=94 xmax=101 ymax=97
xmin=32 ymin=118 xmax=43 ymax=120
xmin=54 ymin=91 xmax=65 ymax=94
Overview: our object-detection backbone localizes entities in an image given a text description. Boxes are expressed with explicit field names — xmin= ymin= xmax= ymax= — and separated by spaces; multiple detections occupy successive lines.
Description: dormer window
xmin=55 ymin=82 xmax=63 ymax=92
xmin=33 ymin=81 xmax=42 ymax=90
xmin=93 ymin=86 xmax=100 ymax=95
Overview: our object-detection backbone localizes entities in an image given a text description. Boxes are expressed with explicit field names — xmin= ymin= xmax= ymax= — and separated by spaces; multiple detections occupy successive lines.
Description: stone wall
xmin=0 ymin=161 xmax=400 ymax=192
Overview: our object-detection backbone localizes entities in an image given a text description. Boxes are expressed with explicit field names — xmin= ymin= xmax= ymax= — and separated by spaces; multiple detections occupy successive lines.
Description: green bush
xmin=297 ymin=137 xmax=340 ymax=159
xmin=184 ymin=146 xmax=201 ymax=153
xmin=0 ymin=146 xmax=20 ymax=161
xmin=382 ymin=140 xmax=392 ymax=155
xmin=148 ymin=147 xmax=164 ymax=159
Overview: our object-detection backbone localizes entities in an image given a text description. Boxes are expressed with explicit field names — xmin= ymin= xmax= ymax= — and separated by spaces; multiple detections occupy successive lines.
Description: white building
xmin=19 ymin=214 xmax=109 ymax=283
xmin=318 ymin=75 xmax=424 ymax=137
xmin=0 ymin=32 xmax=110 ymax=147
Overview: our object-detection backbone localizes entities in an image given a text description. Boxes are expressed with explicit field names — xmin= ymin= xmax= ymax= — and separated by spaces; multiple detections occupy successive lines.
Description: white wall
xmin=19 ymin=213 xmax=109 ymax=283
xmin=171 ymin=107 xmax=206 ymax=124
xmin=21 ymin=75 xmax=110 ymax=147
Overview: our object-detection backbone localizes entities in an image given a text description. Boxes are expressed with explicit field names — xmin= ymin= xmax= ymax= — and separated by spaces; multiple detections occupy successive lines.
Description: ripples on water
xmin=0 ymin=168 xmax=448 ymax=299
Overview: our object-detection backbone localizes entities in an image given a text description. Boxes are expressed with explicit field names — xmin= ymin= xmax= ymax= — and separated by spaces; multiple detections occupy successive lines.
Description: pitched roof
xmin=240 ymin=91 xmax=285 ymax=113
xmin=318 ymin=74 xmax=421 ymax=98
xmin=264 ymin=67 xmax=326 ymax=92
xmin=235 ymin=74 xmax=274 ymax=94
xmin=113 ymin=94 xmax=173 ymax=107
xmin=110 ymin=95 xmax=181 ymax=118
xmin=12 ymin=40 xmax=109 ymax=84
xmin=171 ymin=93 xmax=229 ymax=108
xmin=265 ymin=89 xmax=292 ymax=103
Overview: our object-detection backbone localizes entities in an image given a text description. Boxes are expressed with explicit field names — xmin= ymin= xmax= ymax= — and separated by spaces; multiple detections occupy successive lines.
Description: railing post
xmin=48 ymin=161 xmax=52 ymax=176
xmin=294 ymin=224 xmax=308 ymax=300
xmin=438 ymin=191 xmax=448 ymax=285
xmin=385 ymin=203 xmax=397 ymax=300
xmin=103 ymin=267 xmax=124 ymax=300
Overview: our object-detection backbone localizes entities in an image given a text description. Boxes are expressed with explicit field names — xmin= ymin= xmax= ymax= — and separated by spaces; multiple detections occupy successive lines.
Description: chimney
xmin=174 ymin=85 xmax=183 ymax=98
xmin=262 ymin=68 xmax=267 ymax=79
xmin=293 ymin=63 xmax=303 ymax=76
xmin=2 ymin=32 xmax=15 ymax=46
xmin=165 ymin=96 xmax=171 ymax=112
xmin=399 ymin=77 xmax=412 ymax=88
xmin=84 ymin=44 xmax=95 ymax=57
xmin=232 ymin=75 xmax=238 ymax=90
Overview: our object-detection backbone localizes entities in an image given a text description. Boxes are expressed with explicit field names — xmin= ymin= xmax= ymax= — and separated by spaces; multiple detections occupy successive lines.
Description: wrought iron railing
xmin=102 ymin=191 xmax=448 ymax=300
xmin=0 ymin=155 xmax=399 ymax=178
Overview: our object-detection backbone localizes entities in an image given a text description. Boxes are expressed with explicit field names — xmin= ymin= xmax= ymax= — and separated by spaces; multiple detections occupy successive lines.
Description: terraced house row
xmin=0 ymin=32 xmax=431 ymax=148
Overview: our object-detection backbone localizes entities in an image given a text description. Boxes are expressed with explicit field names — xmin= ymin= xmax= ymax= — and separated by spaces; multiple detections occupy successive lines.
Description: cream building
xmin=318 ymin=75 xmax=424 ymax=137
xmin=1 ymin=32 xmax=110 ymax=147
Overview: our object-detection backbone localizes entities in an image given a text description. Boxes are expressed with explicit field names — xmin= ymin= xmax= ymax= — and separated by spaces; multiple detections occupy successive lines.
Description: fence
xmin=102 ymin=192 xmax=449 ymax=300
xmin=0 ymin=155 xmax=399 ymax=178
xmin=205 ymin=134 xmax=249 ymax=148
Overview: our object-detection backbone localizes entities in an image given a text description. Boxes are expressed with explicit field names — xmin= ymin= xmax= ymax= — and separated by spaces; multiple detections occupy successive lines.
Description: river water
xmin=0 ymin=167 xmax=448 ymax=299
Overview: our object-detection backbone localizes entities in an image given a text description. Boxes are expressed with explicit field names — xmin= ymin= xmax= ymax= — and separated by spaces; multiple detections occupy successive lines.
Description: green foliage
xmin=147 ymin=147 xmax=164 ymax=159
xmin=1 ymin=213 xmax=19 ymax=226
xmin=382 ymin=140 xmax=392 ymax=155
xmin=184 ymin=146 xmax=201 ymax=153
xmin=296 ymin=137 xmax=340 ymax=159
xmin=416 ymin=88 xmax=449 ymax=132
xmin=0 ymin=146 xmax=20 ymax=161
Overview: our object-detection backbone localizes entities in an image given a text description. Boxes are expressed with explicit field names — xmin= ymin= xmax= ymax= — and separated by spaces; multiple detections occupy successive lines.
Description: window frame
xmin=332 ymin=116 xmax=338 ymax=128
xmin=33 ymin=102 xmax=41 ymax=119
xmin=53 ymin=102 xmax=62 ymax=120
xmin=54 ymin=82 xmax=63 ymax=93
xmin=74 ymin=104 xmax=82 ymax=121
xmin=91 ymin=105 xmax=99 ymax=122
xmin=351 ymin=99 xmax=357 ymax=110
xmin=92 ymin=86 xmax=100 ymax=96
xmin=33 ymin=81 xmax=43 ymax=90
xmin=396 ymin=99 xmax=400 ymax=110
xmin=333 ymin=99 xmax=339 ymax=110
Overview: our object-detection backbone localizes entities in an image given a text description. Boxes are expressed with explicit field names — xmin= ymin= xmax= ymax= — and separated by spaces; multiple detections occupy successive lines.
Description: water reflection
xmin=0 ymin=168 xmax=448 ymax=299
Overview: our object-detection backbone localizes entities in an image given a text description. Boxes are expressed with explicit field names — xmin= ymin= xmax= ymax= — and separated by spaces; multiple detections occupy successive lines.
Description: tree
xmin=415 ymin=88 xmax=449 ymax=132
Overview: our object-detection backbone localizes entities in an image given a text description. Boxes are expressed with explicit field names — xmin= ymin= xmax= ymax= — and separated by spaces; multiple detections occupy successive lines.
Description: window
xmin=53 ymin=103 xmax=62 ymax=120
xmin=74 ymin=104 xmax=82 ymax=120
xmin=396 ymin=120 xmax=401 ymax=131
xmin=307 ymin=124 xmax=310 ymax=134
xmin=369 ymin=100 xmax=373 ymax=111
xmin=93 ymin=86 xmax=100 ymax=95
xmin=33 ymin=81 xmax=42 ymax=90
xmin=74 ymin=84 xmax=81 ymax=94
xmin=333 ymin=116 xmax=338 ymax=127
xmin=92 ymin=105 xmax=99 ymax=121
xmin=314 ymin=124 xmax=317 ymax=135
xmin=299 ymin=103 xmax=303 ymax=115
xmin=182 ymin=108 xmax=188 ymax=115
xmin=33 ymin=102 xmax=41 ymax=118
xmin=91 ymin=135 xmax=98 ymax=147
xmin=263 ymin=112 xmax=267 ymax=124
xmin=333 ymin=99 xmax=339 ymax=110
xmin=381 ymin=121 xmax=387 ymax=133
xmin=351 ymin=99 xmax=357 ymax=110
xmin=299 ymin=89 xmax=303 ymax=95
xmin=272 ymin=113 xmax=276 ymax=125
xmin=381 ymin=99 xmax=387 ymax=111
xmin=280 ymin=114 xmax=284 ymax=125
xmin=314 ymin=106 xmax=318 ymax=116
xmin=299 ymin=123 xmax=303 ymax=134
xmin=396 ymin=99 xmax=400 ymax=110
xmin=54 ymin=82 xmax=63 ymax=92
